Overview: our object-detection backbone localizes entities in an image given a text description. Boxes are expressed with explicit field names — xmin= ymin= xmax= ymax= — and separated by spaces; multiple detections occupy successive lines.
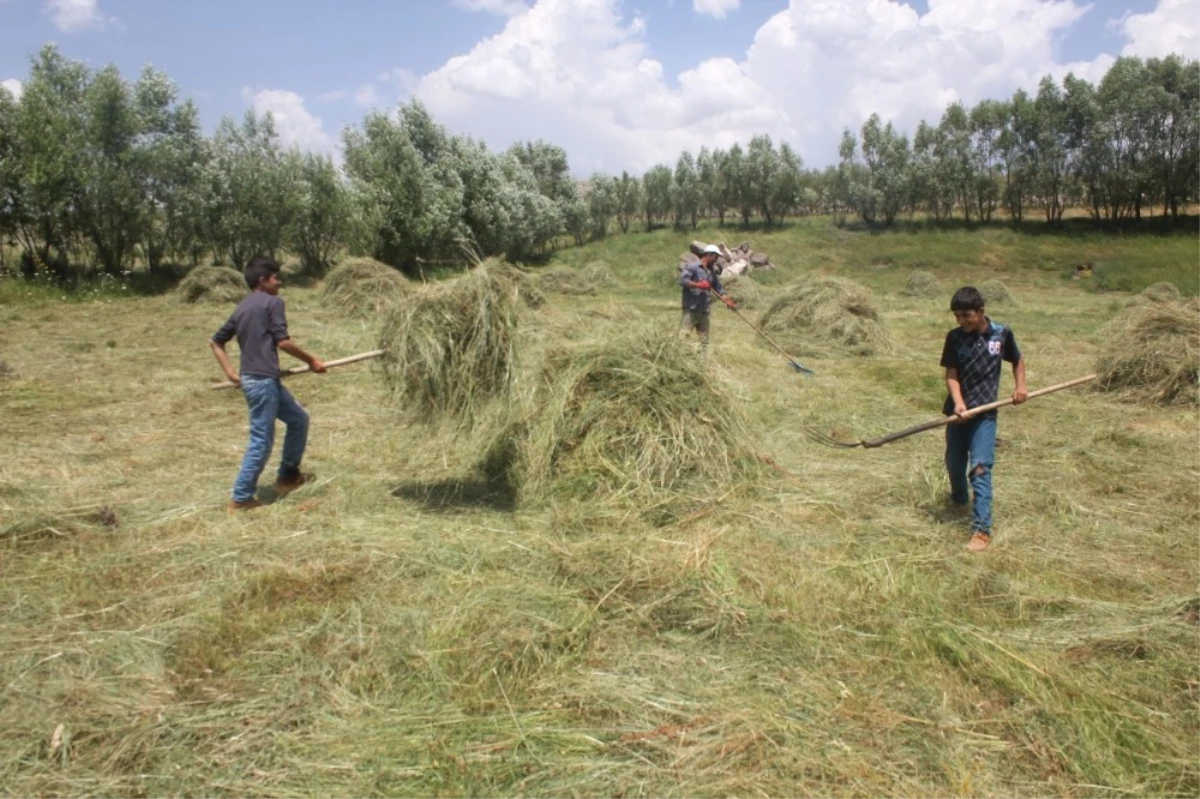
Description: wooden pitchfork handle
xmin=210 ymin=349 xmax=385 ymax=391
xmin=809 ymin=374 xmax=1097 ymax=449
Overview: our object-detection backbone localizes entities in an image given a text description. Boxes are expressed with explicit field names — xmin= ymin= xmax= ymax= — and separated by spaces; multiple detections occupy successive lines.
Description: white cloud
xmin=45 ymin=0 xmax=104 ymax=32
xmin=453 ymin=0 xmax=530 ymax=16
xmin=395 ymin=0 xmax=1147 ymax=174
xmin=1 ymin=78 xmax=22 ymax=100
xmin=693 ymin=0 xmax=740 ymax=20
xmin=1117 ymin=0 xmax=1200 ymax=59
xmin=353 ymin=84 xmax=382 ymax=107
xmin=241 ymin=88 xmax=334 ymax=153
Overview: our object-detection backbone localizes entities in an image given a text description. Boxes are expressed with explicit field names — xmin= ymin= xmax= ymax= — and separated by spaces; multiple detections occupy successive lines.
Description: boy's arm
xmin=945 ymin=367 xmax=968 ymax=418
xmin=278 ymin=339 xmax=327 ymax=373
xmin=1012 ymin=358 xmax=1028 ymax=403
xmin=209 ymin=340 xmax=240 ymax=387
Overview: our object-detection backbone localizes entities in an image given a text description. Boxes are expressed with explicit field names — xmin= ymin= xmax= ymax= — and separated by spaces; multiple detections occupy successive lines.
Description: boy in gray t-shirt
xmin=210 ymin=257 xmax=326 ymax=511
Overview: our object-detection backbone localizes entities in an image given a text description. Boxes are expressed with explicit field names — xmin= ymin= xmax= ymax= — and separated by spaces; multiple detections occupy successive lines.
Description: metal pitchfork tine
xmin=806 ymin=375 xmax=1098 ymax=450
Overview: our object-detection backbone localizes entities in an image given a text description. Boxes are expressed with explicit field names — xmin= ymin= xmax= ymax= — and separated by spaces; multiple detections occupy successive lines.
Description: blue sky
xmin=2 ymin=0 xmax=1197 ymax=174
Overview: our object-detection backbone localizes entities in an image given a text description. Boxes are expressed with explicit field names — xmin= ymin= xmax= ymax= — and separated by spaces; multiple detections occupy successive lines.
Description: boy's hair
xmin=950 ymin=286 xmax=985 ymax=312
xmin=244 ymin=256 xmax=280 ymax=290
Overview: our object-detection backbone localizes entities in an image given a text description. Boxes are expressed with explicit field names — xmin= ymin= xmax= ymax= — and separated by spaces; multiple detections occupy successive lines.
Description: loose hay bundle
xmin=901 ymin=270 xmax=942 ymax=298
xmin=1095 ymin=298 xmax=1199 ymax=406
xmin=979 ymin=279 xmax=1016 ymax=306
xmin=1140 ymin=281 xmax=1182 ymax=303
xmin=759 ymin=275 xmax=888 ymax=356
xmin=538 ymin=266 xmax=597 ymax=296
xmin=378 ymin=263 xmax=518 ymax=419
xmin=490 ymin=260 xmax=546 ymax=310
xmin=482 ymin=324 xmax=757 ymax=510
xmin=581 ymin=260 xmax=618 ymax=286
xmin=176 ymin=266 xmax=246 ymax=304
xmin=321 ymin=257 xmax=410 ymax=315
xmin=725 ymin=275 xmax=766 ymax=310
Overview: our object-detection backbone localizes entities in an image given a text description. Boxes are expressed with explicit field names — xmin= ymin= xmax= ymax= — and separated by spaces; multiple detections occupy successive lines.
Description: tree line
xmin=0 ymin=44 xmax=1195 ymax=281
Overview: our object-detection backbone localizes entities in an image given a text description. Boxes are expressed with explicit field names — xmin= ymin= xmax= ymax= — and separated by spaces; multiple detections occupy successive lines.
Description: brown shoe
xmin=227 ymin=498 xmax=264 ymax=512
xmin=274 ymin=472 xmax=308 ymax=496
xmin=965 ymin=531 xmax=991 ymax=552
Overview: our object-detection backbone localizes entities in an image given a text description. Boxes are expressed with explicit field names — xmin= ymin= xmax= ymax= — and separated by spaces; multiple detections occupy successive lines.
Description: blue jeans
xmin=232 ymin=376 xmax=310 ymax=502
xmin=945 ymin=414 xmax=997 ymax=535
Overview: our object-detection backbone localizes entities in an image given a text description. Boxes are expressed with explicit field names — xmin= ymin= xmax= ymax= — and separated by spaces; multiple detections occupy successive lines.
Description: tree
xmin=205 ymin=111 xmax=298 ymax=269
xmin=586 ymin=172 xmax=617 ymax=239
xmin=641 ymin=164 xmax=672 ymax=231
xmin=342 ymin=104 xmax=464 ymax=272
xmin=614 ymin=171 xmax=641 ymax=233
xmin=672 ymin=151 xmax=702 ymax=229
xmin=858 ymin=115 xmax=908 ymax=226
xmin=287 ymin=150 xmax=352 ymax=274
xmin=969 ymin=99 xmax=1008 ymax=221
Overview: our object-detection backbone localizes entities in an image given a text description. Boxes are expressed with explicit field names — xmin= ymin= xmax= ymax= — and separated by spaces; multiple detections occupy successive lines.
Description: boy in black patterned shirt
xmin=940 ymin=286 xmax=1027 ymax=551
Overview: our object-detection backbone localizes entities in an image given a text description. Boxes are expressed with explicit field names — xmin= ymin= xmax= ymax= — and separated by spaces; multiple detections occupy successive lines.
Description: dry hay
xmin=320 ymin=257 xmax=410 ymax=315
xmin=489 ymin=259 xmax=546 ymax=310
xmin=538 ymin=266 xmax=597 ymax=296
xmin=979 ymin=279 xmax=1016 ymax=306
xmin=176 ymin=266 xmax=246 ymax=304
xmin=582 ymin=260 xmax=618 ymax=286
xmin=759 ymin=275 xmax=889 ymax=356
xmin=1095 ymin=298 xmax=1199 ymax=406
xmin=480 ymin=323 xmax=758 ymax=513
xmin=901 ymin=270 xmax=942 ymax=298
xmin=1140 ymin=281 xmax=1182 ymax=303
xmin=377 ymin=262 xmax=518 ymax=420
xmin=724 ymin=275 xmax=766 ymax=310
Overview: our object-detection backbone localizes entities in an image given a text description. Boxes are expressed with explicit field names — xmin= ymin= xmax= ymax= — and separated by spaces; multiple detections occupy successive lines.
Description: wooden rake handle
xmin=859 ymin=374 xmax=1098 ymax=448
xmin=210 ymin=349 xmax=385 ymax=391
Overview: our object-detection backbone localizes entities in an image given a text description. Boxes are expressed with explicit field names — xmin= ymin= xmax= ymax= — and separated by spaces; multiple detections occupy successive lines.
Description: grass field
xmin=1 ymin=217 xmax=1197 ymax=797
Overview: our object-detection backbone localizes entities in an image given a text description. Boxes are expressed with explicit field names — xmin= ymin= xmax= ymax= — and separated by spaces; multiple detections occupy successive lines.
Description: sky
xmin=1 ymin=0 xmax=1197 ymax=175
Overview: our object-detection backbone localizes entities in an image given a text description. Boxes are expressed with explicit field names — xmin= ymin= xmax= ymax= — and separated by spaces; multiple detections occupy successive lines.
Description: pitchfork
xmin=806 ymin=374 xmax=1097 ymax=449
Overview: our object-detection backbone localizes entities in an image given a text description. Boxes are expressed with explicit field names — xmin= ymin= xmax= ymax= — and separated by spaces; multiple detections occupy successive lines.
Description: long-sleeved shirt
xmin=678 ymin=261 xmax=724 ymax=312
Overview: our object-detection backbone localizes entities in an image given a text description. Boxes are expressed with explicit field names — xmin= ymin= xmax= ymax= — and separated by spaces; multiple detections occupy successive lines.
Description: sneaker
xmin=965 ymin=532 xmax=991 ymax=552
xmin=227 ymin=498 xmax=264 ymax=512
xmin=274 ymin=472 xmax=309 ymax=496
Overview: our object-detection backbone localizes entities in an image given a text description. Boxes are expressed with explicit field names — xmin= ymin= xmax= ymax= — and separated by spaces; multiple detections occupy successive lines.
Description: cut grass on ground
xmin=1 ymin=216 xmax=1196 ymax=798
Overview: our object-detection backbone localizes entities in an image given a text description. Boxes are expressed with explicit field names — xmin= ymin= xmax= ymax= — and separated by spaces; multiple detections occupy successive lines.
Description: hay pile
xmin=759 ymin=276 xmax=889 ymax=356
xmin=980 ymin=279 xmax=1016 ymax=306
xmin=481 ymin=324 xmax=757 ymax=511
xmin=491 ymin=261 xmax=546 ymax=310
xmin=176 ymin=266 xmax=246 ymax=304
xmin=725 ymin=275 xmax=766 ymax=310
xmin=1095 ymin=298 xmax=1199 ymax=406
xmin=378 ymin=263 xmax=518 ymax=419
xmin=321 ymin=257 xmax=410 ymax=315
xmin=582 ymin=260 xmax=617 ymax=285
xmin=1140 ymin=281 xmax=1182 ymax=303
xmin=537 ymin=266 xmax=597 ymax=296
xmin=901 ymin=270 xmax=942 ymax=298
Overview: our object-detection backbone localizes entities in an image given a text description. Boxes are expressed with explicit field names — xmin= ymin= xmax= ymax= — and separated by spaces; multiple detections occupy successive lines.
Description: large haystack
xmin=321 ymin=257 xmax=410 ymax=315
xmin=759 ymin=276 xmax=888 ymax=356
xmin=176 ymin=266 xmax=246 ymax=304
xmin=901 ymin=270 xmax=942 ymax=298
xmin=481 ymin=324 xmax=757 ymax=511
xmin=1095 ymin=298 xmax=1199 ymax=406
xmin=378 ymin=263 xmax=518 ymax=420
xmin=538 ymin=266 xmax=597 ymax=296
xmin=979 ymin=279 xmax=1016 ymax=306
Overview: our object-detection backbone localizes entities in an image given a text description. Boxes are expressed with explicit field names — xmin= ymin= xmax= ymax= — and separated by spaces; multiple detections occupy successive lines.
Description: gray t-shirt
xmin=212 ymin=291 xmax=290 ymax=378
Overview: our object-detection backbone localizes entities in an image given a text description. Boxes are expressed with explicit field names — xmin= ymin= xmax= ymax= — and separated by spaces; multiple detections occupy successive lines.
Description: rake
xmin=806 ymin=374 xmax=1097 ymax=449
xmin=713 ymin=289 xmax=814 ymax=374
xmin=210 ymin=349 xmax=386 ymax=390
